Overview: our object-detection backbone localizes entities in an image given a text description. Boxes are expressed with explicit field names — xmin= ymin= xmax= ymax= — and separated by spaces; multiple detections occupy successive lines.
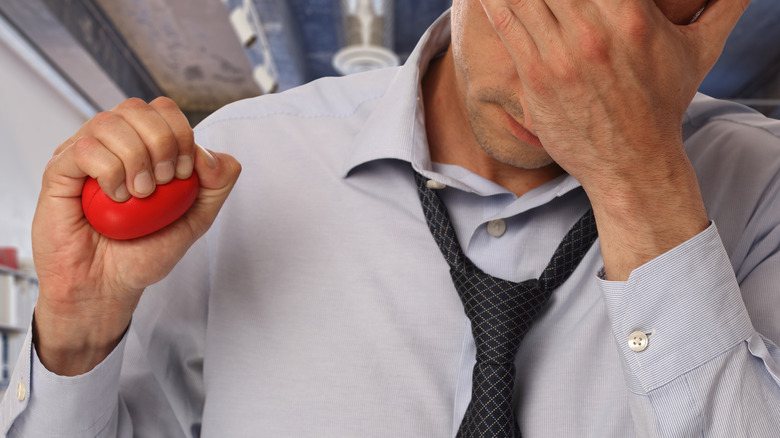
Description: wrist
xmin=32 ymin=286 xmax=137 ymax=376
xmin=584 ymin=157 xmax=709 ymax=281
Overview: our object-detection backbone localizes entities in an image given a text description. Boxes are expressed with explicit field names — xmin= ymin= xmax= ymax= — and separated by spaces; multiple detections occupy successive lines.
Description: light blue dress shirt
xmin=3 ymin=10 xmax=780 ymax=437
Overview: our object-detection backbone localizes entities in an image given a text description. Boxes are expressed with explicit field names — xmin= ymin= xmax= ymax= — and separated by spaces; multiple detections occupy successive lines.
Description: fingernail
xmin=155 ymin=160 xmax=175 ymax=183
xmin=198 ymin=145 xmax=218 ymax=169
xmin=114 ymin=184 xmax=130 ymax=201
xmin=175 ymin=155 xmax=194 ymax=178
xmin=134 ymin=170 xmax=154 ymax=195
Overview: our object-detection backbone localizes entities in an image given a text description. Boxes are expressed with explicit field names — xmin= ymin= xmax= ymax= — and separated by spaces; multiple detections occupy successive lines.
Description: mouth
xmin=502 ymin=110 xmax=544 ymax=148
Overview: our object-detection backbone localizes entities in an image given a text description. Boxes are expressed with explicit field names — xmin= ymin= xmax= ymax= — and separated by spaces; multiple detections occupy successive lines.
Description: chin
xmin=479 ymin=137 xmax=557 ymax=170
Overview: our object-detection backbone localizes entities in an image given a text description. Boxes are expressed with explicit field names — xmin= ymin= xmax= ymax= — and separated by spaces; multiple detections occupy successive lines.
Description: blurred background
xmin=0 ymin=0 xmax=778 ymax=391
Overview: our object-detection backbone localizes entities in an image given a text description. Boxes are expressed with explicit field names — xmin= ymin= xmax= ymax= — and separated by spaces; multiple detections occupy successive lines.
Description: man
xmin=2 ymin=0 xmax=779 ymax=436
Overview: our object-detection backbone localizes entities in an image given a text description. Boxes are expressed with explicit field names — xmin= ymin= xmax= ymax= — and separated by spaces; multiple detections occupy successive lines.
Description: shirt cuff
xmin=7 ymin=326 xmax=128 ymax=436
xmin=1 ymin=328 xmax=32 ymax=434
xmin=598 ymin=222 xmax=755 ymax=393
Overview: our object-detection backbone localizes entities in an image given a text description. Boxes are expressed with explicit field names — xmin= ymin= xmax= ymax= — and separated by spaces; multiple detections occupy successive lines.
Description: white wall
xmin=0 ymin=16 xmax=96 ymax=262
xmin=0 ymin=16 xmax=101 ymax=396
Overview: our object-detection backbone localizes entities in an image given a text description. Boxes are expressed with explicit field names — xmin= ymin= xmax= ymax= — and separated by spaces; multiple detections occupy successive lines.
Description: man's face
xmin=448 ymin=0 xmax=707 ymax=170
xmin=449 ymin=0 xmax=552 ymax=170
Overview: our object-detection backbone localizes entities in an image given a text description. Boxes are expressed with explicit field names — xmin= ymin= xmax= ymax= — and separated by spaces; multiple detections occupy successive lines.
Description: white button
xmin=426 ymin=179 xmax=446 ymax=190
xmin=16 ymin=381 xmax=26 ymax=401
xmin=628 ymin=331 xmax=649 ymax=352
xmin=486 ymin=219 xmax=507 ymax=237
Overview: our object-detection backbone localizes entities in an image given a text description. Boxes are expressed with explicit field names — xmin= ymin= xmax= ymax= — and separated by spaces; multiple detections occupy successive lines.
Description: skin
xmin=424 ymin=0 xmax=749 ymax=282
xmin=32 ymin=97 xmax=241 ymax=375
xmin=32 ymin=0 xmax=748 ymax=377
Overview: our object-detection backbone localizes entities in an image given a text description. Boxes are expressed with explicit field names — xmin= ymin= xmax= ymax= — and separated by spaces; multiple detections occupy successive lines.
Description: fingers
xmin=111 ymin=97 xmax=194 ymax=192
xmin=478 ymin=0 xmax=553 ymax=60
xmin=47 ymin=97 xmax=195 ymax=202
xmin=479 ymin=0 xmax=620 ymax=71
xmin=44 ymin=135 xmax=128 ymax=201
xmin=90 ymin=106 xmax=156 ymax=199
xmin=149 ymin=97 xmax=196 ymax=180
xmin=678 ymin=0 xmax=749 ymax=77
xmin=113 ymin=98 xmax=178 ymax=189
xmin=171 ymin=144 xmax=242 ymax=242
xmin=192 ymin=144 xmax=241 ymax=193
xmin=688 ymin=0 xmax=750 ymax=45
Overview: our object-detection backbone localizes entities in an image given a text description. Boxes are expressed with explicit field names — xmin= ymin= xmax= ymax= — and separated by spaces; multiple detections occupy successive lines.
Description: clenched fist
xmin=32 ymin=97 xmax=241 ymax=376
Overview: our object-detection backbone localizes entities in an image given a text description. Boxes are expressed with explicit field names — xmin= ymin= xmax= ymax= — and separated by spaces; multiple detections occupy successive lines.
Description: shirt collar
xmin=340 ymin=9 xmax=452 ymax=178
xmin=340 ymin=8 xmax=584 ymax=201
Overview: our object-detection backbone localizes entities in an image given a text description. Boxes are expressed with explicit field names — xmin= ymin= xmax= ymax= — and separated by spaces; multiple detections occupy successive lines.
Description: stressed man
xmin=2 ymin=0 xmax=779 ymax=436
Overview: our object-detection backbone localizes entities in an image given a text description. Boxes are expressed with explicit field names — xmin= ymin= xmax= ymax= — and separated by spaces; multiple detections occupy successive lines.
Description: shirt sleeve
xmin=0 ymin=233 xmax=212 ymax=438
xmin=599 ymin=222 xmax=780 ymax=436
xmin=1 ymin=325 xmax=131 ymax=437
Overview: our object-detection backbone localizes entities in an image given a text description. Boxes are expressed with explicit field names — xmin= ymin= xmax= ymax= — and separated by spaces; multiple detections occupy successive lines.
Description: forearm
xmin=585 ymin=146 xmax=710 ymax=281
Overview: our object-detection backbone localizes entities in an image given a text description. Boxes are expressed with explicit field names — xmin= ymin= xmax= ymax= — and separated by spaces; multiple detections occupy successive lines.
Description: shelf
xmin=0 ymin=324 xmax=25 ymax=334
xmin=0 ymin=265 xmax=37 ymax=284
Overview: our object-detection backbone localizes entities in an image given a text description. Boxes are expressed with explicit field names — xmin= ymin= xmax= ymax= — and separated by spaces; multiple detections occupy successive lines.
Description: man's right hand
xmin=31 ymin=97 xmax=241 ymax=376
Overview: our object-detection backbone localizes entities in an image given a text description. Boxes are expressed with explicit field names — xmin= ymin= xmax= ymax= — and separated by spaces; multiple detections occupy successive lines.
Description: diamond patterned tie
xmin=413 ymin=169 xmax=598 ymax=438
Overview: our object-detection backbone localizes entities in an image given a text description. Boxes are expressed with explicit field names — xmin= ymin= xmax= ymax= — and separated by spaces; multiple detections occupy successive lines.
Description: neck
xmin=422 ymin=49 xmax=565 ymax=197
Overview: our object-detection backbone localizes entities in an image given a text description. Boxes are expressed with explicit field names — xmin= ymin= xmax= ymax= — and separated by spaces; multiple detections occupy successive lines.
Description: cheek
xmin=457 ymin=39 xmax=519 ymax=88
xmin=518 ymin=94 xmax=534 ymax=130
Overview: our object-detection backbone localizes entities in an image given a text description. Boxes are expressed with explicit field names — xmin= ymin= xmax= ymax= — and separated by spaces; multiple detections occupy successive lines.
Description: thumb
xmin=193 ymin=144 xmax=242 ymax=191
xmin=176 ymin=144 xmax=242 ymax=240
xmin=685 ymin=0 xmax=750 ymax=67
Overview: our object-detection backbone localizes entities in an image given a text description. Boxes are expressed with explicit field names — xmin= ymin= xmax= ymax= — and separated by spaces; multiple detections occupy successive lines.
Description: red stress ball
xmin=81 ymin=173 xmax=199 ymax=240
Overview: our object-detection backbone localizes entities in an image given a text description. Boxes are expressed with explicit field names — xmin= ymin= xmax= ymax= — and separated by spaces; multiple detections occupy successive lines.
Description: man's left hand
xmin=478 ymin=0 xmax=749 ymax=280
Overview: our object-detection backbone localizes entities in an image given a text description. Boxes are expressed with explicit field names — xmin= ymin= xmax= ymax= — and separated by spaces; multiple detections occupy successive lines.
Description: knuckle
xmin=148 ymin=131 xmax=178 ymax=155
xmin=150 ymin=96 xmax=186 ymax=125
xmin=90 ymin=111 xmax=120 ymax=130
xmin=616 ymin=11 xmax=651 ymax=44
xmin=489 ymin=7 xmax=515 ymax=34
xmin=70 ymin=135 xmax=99 ymax=156
xmin=126 ymin=147 xmax=152 ymax=171
xmin=625 ymin=26 xmax=650 ymax=46
xmin=60 ymin=137 xmax=125 ymax=184
xmin=150 ymin=97 xmax=194 ymax=151
xmin=150 ymin=95 xmax=177 ymax=110
xmin=111 ymin=97 xmax=149 ymax=119
xmin=118 ymin=97 xmax=148 ymax=111
xmin=551 ymin=61 xmax=576 ymax=83
xmin=505 ymin=0 xmax=524 ymax=10
xmin=167 ymin=121 xmax=194 ymax=148
xmin=178 ymin=127 xmax=195 ymax=151
xmin=96 ymin=160 xmax=125 ymax=185
xmin=523 ymin=61 xmax=546 ymax=84
xmin=576 ymin=31 xmax=611 ymax=64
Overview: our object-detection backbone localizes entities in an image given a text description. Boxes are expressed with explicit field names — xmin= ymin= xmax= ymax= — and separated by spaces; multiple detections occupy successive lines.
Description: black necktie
xmin=413 ymin=169 xmax=598 ymax=437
